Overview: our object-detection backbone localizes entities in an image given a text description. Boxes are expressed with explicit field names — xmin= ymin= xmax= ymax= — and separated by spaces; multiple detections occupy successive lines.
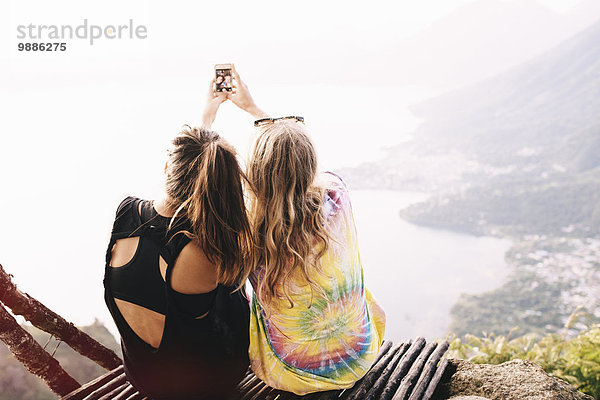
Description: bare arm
xmin=200 ymin=78 xmax=228 ymax=130
xmin=227 ymin=65 xmax=269 ymax=119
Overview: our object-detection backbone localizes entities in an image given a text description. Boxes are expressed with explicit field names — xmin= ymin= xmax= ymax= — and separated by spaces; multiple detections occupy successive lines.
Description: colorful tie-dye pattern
xmin=249 ymin=172 xmax=386 ymax=395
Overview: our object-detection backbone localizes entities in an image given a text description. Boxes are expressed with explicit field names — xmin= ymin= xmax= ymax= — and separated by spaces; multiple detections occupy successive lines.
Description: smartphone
xmin=214 ymin=64 xmax=233 ymax=92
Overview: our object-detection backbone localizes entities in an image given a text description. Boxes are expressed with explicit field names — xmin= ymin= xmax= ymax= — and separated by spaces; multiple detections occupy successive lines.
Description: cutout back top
xmin=104 ymin=196 xmax=250 ymax=400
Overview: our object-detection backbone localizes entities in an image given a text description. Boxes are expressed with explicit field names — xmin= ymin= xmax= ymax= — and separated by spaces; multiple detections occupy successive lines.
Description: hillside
xmin=344 ymin=16 xmax=600 ymax=234
xmin=399 ymin=18 xmax=600 ymax=235
xmin=406 ymin=16 xmax=600 ymax=173
xmin=341 ymin=16 xmax=600 ymax=339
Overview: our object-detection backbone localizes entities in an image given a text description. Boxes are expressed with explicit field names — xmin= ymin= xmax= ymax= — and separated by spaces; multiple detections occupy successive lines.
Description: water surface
xmin=351 ymin=190 xmax=511 ymax=341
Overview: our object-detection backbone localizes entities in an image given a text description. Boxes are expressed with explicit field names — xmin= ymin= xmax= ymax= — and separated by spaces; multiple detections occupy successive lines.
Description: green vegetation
xmin=448 ymin=269 xmax=574 ymax=337
xmin=446 ymin=323 xmax=600 ymax=399
xmin=399 ymin=167 xmax=600 ymax=237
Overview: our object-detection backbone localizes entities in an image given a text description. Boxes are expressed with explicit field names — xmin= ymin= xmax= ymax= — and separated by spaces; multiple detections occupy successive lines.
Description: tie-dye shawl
xmin=249 ymin=172 xmax=386 ymax=395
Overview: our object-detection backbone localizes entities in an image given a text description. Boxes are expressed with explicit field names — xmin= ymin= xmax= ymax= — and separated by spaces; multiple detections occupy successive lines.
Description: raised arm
xmin=228 ymin=65 xmax=269 ymax=119
xmin=200 ymin=78 xmax=228 ymax=130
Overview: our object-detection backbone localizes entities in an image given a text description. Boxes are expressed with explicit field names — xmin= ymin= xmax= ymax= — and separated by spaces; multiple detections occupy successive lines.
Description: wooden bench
xmin=0 ymin=264 xmax=449 ymax=400
xmin=61 ymin=338 xmax=449 ymax=400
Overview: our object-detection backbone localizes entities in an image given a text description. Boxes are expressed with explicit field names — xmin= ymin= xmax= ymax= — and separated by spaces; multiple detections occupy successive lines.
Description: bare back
xmin=108 ymin=199 xmax=218 ymax=348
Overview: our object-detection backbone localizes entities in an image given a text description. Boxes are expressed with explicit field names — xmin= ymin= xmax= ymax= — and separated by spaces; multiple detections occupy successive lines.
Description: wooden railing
xmin=0 ymin=264 xmax=122 ymax=396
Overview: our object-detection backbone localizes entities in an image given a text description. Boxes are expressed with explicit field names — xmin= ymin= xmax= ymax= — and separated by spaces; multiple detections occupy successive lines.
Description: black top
xmin=104 ymin=196 xmax=250 ymax=400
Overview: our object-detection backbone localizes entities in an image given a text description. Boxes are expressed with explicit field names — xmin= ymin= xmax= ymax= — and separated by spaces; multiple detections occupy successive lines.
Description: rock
xmin=434 ymin=359 xmax=594 ymax=400
xmin=447 ymin=397 xmax=491 ymax=400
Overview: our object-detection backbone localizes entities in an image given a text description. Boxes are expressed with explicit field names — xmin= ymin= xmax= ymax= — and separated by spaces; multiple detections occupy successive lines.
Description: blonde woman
xmin=228 ymin=68 xmax=386 ymax=395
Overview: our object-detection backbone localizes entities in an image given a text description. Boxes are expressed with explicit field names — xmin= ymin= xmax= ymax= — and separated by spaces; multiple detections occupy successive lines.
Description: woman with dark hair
xmin=227 ymin=67 xmax=386 ymax=395
xmin=104 ymin=81 xmax=252 ymax=399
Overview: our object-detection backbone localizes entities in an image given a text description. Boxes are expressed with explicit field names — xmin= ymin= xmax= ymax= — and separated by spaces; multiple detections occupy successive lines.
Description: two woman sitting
xmin=104 ymin=67 xmax=386 ymax=399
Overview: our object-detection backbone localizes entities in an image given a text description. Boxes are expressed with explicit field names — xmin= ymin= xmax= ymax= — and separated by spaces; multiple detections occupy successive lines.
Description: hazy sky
xmin=1 ymin=0 xmax=591 ymax=83
xmin=537 ymin=0 xmax=582 ymax=10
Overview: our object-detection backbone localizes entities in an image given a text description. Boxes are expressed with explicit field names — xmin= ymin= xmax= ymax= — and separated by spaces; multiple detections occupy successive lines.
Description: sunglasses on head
xmin=254 ymin=116 xmax=305 ymax=127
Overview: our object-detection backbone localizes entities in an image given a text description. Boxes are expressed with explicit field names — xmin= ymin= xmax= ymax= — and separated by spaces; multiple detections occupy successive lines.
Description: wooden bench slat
xmin=392 ymin=341 xmax=438 ymax=400
xmin=408 ymin=341 xmax=450 ymax=400
xmin=95 ymin=383 xmax=130 ymax=400
xmin=422 ymin=357 xmax=449 ymax=400
xmin=61 ymin=338 xmax=450 ymax=400
xmin=62 ymin=366 xmax=124 ymax=400
xmin=112 ymin=384 xmax=138 ymax=400
xmin=346 ymin=341 xmax=404 ymax=400
xmin=82 ymin=373 xmax=127 ymax=400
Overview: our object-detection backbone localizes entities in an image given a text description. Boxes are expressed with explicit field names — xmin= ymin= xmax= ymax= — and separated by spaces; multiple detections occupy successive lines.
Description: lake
xmin=351 ymin=190 xmax=511 ymax=341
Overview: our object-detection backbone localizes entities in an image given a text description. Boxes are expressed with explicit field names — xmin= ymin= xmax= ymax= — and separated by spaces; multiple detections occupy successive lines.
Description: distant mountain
xmin=404 ymin=17 xmax=600 ymax=235
xmin=406 ymin=16 xmax=600 ymax=174
xmin=341 ymin=16 xmax=600 ymax=235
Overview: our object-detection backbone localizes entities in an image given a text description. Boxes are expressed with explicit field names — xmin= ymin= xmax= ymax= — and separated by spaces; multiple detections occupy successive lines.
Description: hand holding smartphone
xmin=214 ymin=64 xmax=233 ymax=92
xmin=213 ymin=63 xmax=268 ymax=119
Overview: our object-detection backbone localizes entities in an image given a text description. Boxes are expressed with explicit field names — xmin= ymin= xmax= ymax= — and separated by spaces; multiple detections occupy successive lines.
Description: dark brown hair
xmin=165 ymin=126 xmax=251 ymax=287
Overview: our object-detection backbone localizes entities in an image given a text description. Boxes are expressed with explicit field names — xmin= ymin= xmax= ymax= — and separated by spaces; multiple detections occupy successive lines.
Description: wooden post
xmin=0 ymin=264 xmax=121 ymax=370
xmin=0 ymin=302 xmax=81 ymax=396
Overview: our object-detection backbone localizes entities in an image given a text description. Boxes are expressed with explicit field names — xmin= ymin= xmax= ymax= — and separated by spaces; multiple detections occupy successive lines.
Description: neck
xmin=154 ymin=195 xmax=179 ymax=218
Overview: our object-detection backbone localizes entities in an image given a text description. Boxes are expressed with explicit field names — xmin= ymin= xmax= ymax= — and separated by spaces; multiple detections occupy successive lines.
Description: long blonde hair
xmin=247 ymin=121 xmax=330 ymax=308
